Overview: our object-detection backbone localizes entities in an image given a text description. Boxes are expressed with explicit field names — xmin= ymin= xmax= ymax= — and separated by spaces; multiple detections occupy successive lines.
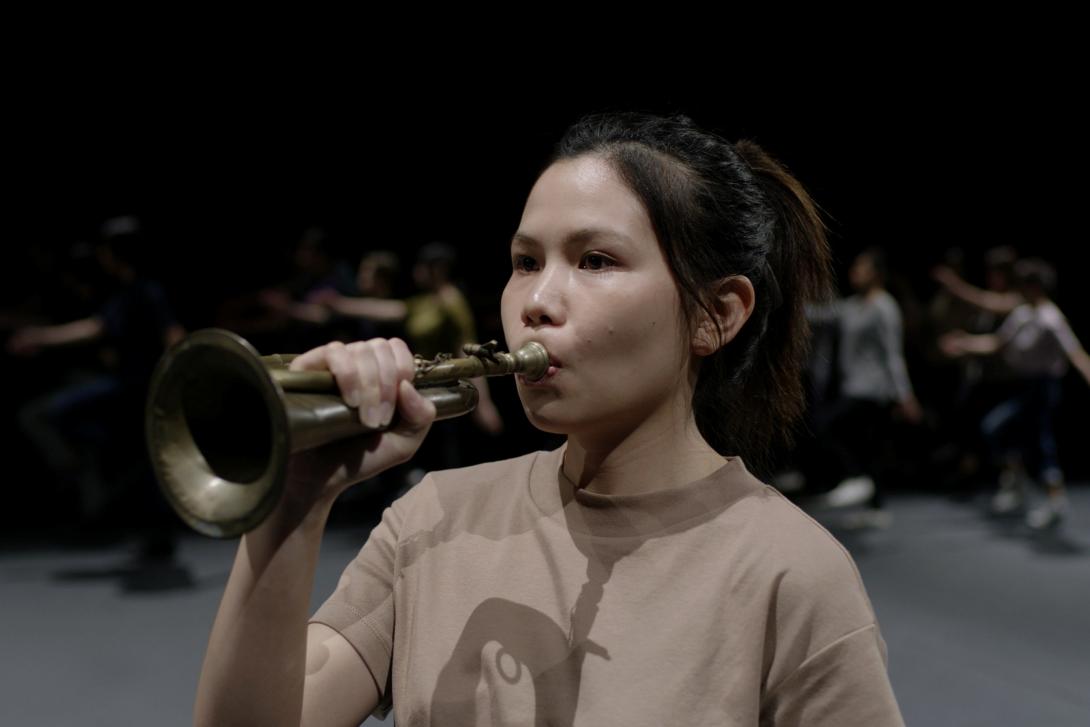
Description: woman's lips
xmin=518 ymin=363 xmax=561 ymax=385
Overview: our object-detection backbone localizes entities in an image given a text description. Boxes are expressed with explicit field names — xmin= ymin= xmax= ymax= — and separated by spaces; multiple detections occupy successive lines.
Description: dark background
xmin=4 ymin=65 xmax=1089 ymax=532
xmin=8 ymin=71 xmax=1086 ymax=316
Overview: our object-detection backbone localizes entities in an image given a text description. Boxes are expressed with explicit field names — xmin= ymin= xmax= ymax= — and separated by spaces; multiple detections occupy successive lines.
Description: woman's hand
xmin=6 ymin=326 xmax=45 ymax=356
xmin=894 ymin=395 xmax=923 ymax=424
xmin=282 ymin=338 xmax=436 ymax=509
xmin=258 ymin=288 xmax=293 ymax=312
xmin=195 ymin=339 xmax=431 ymax=727
xmin=938 ymin=330 xmax=969 ymax=358
xmin=930 ymin=265 xmax=960 ymax=289
xmin=304 ymin=288 xmax=342 ymax=307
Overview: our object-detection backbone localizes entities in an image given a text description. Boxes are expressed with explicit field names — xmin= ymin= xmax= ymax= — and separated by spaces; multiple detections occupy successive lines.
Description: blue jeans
xmin=980 ymin=376 xmax=1062 ymax=483
xmin=18 ymin=373 xmax=125 ymax=472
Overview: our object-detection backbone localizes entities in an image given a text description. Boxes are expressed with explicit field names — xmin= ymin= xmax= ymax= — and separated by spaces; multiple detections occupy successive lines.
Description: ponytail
xmin=724 ymin=141 xmax=833 ymax=473
xmin=553 ymin=113 xmax=834 ymax=476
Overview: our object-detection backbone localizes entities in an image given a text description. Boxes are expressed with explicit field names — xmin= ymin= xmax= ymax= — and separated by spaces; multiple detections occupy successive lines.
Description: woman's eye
xmin=513 ymin=255 xmax=538 ymax=272
xmin=581 ymin=253 xmax=616 ymax=271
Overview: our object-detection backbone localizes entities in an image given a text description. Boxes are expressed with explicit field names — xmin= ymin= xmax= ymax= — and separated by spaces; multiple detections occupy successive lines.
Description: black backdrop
xmin=9 ymin=78 xmax=1086 ymax=321
xmin=5 ymin=71 xmax=1089 ymax=531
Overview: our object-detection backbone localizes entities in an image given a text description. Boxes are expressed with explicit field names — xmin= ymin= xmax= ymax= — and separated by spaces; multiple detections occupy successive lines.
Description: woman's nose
xmin=523 ymin=268 xmax=566 ymax=328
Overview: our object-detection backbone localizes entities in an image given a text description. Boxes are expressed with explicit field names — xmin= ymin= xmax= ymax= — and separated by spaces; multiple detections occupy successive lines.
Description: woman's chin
xmin=520 ymin=402 xmax=577 ymax=435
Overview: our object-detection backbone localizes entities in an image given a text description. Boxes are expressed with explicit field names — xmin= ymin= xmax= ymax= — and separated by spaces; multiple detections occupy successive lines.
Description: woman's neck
xmin=562 ymin=405 xmax=727 ymax=497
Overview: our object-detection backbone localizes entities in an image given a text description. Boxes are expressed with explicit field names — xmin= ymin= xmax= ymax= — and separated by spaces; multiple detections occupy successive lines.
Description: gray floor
xmin=2 ymin=487 xmax=1088 ymax=726
xmin=813 ymin=489 xmax=1090 ymax=726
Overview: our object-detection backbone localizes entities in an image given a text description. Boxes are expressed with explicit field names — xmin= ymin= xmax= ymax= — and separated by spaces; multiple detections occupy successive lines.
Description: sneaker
xmin=991 ymin=487 xmax=1025 ymax=515
xmin=773 ymin=469 xmax=806 ymax=494
xmin=821 ymin=476 xmax=875 ymax=508
xmin=991 ymin=468 xmax=1027 ymax=514
xmin=1026 ymin=501 xmax=1067 ymax=531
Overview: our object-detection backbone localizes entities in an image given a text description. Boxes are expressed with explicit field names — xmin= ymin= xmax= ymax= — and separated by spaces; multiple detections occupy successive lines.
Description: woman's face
xmin=849 ymin=254 xmax=877 ymax=292
xmin=501 ymin=155 xmax=694 ymax=439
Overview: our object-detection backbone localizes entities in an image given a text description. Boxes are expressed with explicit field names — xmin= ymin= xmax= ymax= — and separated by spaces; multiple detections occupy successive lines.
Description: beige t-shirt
xmin=311 ymin=443 xmax=904 ymax=726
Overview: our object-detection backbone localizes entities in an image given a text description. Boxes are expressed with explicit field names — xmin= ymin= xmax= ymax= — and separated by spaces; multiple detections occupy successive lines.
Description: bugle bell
xmin=144 ymin=328 xmax=548 ymax=538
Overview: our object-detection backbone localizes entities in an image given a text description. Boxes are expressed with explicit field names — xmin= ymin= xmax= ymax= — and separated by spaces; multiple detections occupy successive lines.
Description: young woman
xmin=193 ymin=112 xmax=905 ymax=726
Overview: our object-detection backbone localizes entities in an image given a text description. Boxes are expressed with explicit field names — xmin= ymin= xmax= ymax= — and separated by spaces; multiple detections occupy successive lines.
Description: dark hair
xmin=417 ymin=241 xmax=458 ymax=271
xmin=362 ymin=250 xmax=401 ymax=279
xmin=984 ymin=245 xmax=1018 ymax=273
xmin=943 ymin=246 xmax=965 ymax=272
xmin=98 ymin=215 xmax=147 ymax=270
xmin=1014 ymin=257 xmax=1057 ymax=295
xmin=857 ymin=246 xmax=889 ymax=285
xmin=550 ymin=112 xmax=833 ymax=473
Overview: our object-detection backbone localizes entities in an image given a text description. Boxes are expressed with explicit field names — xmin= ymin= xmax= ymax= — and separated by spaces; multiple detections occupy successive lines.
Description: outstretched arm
xmin=877 ymin=299 xmax=922 ymax=423
xmin=1067 ymin=347 xmax=1090 ymax=388
xmin=6 ymin=317 xmax=105 ymax=355
xmin=319 ymin=292 xmax=408 ymax=323
xmin=931 ymin=266 xmax=1021 ymax=316
xmin=1048 ymin=308 xmax=1090 ymax=388
xmin=939 ymin=330 xmax=1003 ymax=357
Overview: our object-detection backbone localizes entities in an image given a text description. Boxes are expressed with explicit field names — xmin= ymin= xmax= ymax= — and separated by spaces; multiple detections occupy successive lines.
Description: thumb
xmin=392 ymin=379 xmax=437 ymax=434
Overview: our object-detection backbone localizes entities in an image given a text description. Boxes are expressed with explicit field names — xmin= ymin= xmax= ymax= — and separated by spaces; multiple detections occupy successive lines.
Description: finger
xmin=389 ymin=337 xmax=416 ymax=384
xmin=369 ymin=340 xmax=398 ymax=429
xmin=344 ymin=342 xmax=381 ymax=428
xmin=316 ymin=342 xmax=354 ymax=405
xmin=385 ymin=338 xmax=429 ymax=433
xmin=289 ymin=343 xmax=335 ymax=372
xmin=393 ymin=378 xmax=436 ymax=433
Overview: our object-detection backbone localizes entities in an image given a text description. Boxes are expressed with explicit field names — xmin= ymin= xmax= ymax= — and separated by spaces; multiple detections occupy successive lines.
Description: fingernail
xmin=380 ymin=401 xmax=394 ymax=427
xmin=364 ymin=405 xmax=382 ymax=429
xmin=344 ymin=390 xmax=361 ymax=408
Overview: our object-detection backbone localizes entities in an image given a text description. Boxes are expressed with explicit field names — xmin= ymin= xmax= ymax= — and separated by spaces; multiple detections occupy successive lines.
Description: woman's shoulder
xmin=734 ymin=481 xmax=874 ymax=604
xmin=738 ymin=485 xmax=888 ymax=697
xmin=868 ymin=289 xmax=903 ymax=318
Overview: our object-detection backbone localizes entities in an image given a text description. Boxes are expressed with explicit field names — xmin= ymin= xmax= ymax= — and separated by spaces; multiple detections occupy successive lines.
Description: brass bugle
xmin=145 ymin=328 xmax=549 ymax=538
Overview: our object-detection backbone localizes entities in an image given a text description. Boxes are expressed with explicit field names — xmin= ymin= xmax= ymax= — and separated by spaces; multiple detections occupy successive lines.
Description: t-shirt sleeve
xmin=1046 ymin=307 xmax=1082 ymax=356
xmin=760 ymin=624 xmax=904 ymax=726
xmin=309 ymin=494 xmax=407 ymax=710
xmin=758 ymin=497 xmax=906 ymax=726
xmin=995 ymin=305 xmax=1027 ymax=346
xmin=877 ymin=297 xmax=914 ymax=402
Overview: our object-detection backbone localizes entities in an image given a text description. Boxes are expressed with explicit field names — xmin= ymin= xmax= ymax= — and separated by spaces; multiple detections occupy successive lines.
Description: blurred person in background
xmin=8 ymin=216 xmax=186 ymax=561
xmin=804 ymin=247 xmax=923 ymax=528
xmin=217 ymin=226 xmax=358 ymax=352
xmin=940 ymin=258 xmax=1090 ymax=529
xmin=285 ymin=249 xmax=405 ymax=343
xmin=310 ymin=241 xmax=504 ymax=482
xmin=930 ymin=246 xmax=1022 ymax=486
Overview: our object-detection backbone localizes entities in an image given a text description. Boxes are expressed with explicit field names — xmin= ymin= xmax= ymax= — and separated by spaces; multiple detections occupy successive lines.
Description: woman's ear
xmin=691 ymin=275 xmax=756 ymax=357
